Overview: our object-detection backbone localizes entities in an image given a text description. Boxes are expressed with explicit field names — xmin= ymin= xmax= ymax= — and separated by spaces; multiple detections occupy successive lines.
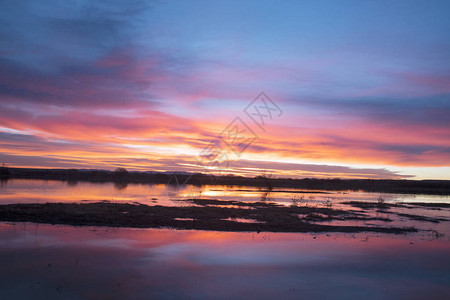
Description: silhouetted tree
xmin=0 ymin=162 xmax=10 ymax=178
xmin=114 ymin=167 xmax=128 ymax=174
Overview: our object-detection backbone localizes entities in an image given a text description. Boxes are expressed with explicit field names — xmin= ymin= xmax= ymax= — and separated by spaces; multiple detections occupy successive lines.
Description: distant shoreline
xmin=2 ymin=167 xmax=450 ymax=195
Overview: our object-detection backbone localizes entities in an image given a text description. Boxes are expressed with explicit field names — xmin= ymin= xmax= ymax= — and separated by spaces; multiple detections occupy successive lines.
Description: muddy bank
xmin=0 ymin=199 xmax=419 ymax=234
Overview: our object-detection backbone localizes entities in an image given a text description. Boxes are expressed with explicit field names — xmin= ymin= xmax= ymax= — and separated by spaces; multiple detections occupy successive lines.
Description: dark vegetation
xmin=343 ymin=200 xmax=450 ymax=210
xmin=408 ymin=202 xmax=450 ymax=208
xmin=342 ymin=201 xmax=402 ymax=210
xmin=0 ymin=163 xmax=10 ymax=178
xmin=394 ymin=213 xmax=446 ymax=223
xmin=343 ymin=201 xmax=448 ymax=223
xmin=0 ymin=199 xmax=418 ymax=234
xmin=5 ymin=167 xmax=450 ymax=195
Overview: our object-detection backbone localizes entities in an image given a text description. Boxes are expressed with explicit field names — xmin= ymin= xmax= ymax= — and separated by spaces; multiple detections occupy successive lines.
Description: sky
xmin=0 ymin=0 xmax=449 ymax=179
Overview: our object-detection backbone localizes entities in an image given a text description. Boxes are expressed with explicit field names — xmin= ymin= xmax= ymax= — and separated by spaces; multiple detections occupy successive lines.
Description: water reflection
xmin=67 ymin=180 xmax=78 ymax=187
xmin=0 ymin=179 xmax=449 ymax=207
xmin=0 ymin=178 xmax=8 ymax=188
xmin=0 ymin=223 xmax=448 ymax=299
xmin=113 ymin=181 xmax=128 ymax=191
xmin=259 ymin=185 xmax=272 ymax=202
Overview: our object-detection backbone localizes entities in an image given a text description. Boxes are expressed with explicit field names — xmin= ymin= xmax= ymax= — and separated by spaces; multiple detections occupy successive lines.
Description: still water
xmin=0 ymin=179 xmax=449 ymax=299
xmin=0 ymin=179 xmax=448 ymax=206
xmin=0 ymin=224 xmax=449 ymax=299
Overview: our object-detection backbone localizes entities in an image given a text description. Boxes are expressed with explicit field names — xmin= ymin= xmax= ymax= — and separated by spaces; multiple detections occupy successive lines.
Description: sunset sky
xmin=0 ymin=0 xmax=449 ymax=179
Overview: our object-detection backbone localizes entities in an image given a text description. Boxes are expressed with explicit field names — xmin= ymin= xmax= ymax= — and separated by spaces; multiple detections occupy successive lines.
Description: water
xmin=0 ymin=224 xmax=449 ymax=299
xmin=0 ymin=179 xmax=449 ymax=299
xmin=1 ymin=179 xmax=448 ymax=206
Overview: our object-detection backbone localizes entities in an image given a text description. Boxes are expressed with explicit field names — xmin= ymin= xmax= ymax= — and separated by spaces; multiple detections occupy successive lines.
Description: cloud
xmin=0 ymin=0 xmax=150 ymax=70
xmin=0 ymin=1 xmax=449 ymax=179
xmin=0 ymin=50 xmax=165 ymax=109
xmin=228 ymin=159 xmax=412 ymax=179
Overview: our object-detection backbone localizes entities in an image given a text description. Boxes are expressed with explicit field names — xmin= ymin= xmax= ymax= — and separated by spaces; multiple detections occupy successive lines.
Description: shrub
xmin=291 ymin=195 xmax=307 ymax=207
xmin=377 ymin=196 xmax=388 ymax=208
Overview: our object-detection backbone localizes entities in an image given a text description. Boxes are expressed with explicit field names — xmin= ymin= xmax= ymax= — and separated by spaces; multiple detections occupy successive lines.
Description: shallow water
xmin=1 ymin=179 xmax=449 ymax=206
xmin=0 ymin=223 xmax=449 ymax=300
xmin=0 ymin=179 xmax=449 ymax=299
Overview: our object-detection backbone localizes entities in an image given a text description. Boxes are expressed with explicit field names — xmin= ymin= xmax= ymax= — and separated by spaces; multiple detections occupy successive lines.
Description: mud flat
xmin=0 ymin=199 xmax=422 ymax=234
